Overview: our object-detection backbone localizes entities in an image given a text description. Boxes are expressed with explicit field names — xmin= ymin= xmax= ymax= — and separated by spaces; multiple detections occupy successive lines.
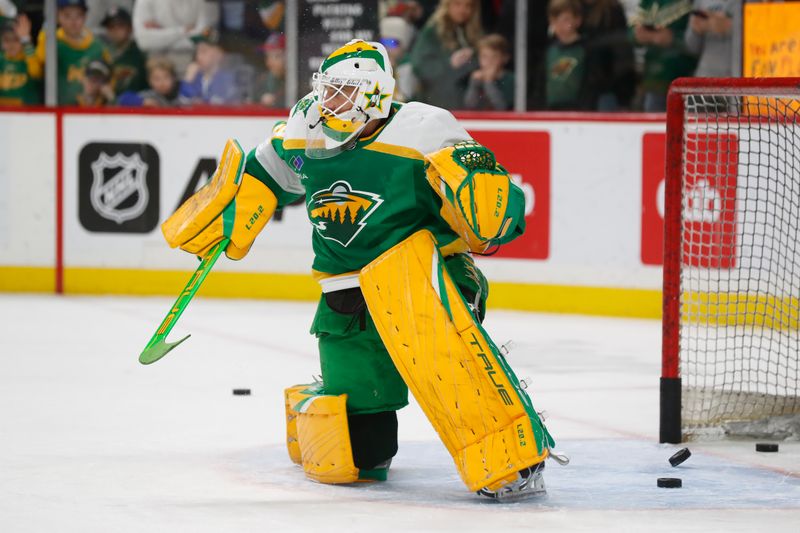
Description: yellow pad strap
xmin=360 ymin=230 xmax=548 ymax=492
xmin=425 ymin=143 xmax=514 ymax=253
xmin=162 ymin=139 xmax=245 ymax=248
xmin=286 ymin=387 xmax=359 ymax=484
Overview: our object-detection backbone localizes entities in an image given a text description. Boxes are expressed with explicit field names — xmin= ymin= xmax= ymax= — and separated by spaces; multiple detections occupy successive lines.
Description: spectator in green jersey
xmin=537 ymin=0 xmax=600 ymax=110
xmin=101 ymin=6 xmax=146 ymax=95
xmin=76 ymin=58 xmax=113 ymax=106
xmin=631 ymin=0 xmax=697 ymax=111
xmin=35 ymin=0 xmax=110 ymax=105
xmin=0 ymin=14 xmax=42 ymax=105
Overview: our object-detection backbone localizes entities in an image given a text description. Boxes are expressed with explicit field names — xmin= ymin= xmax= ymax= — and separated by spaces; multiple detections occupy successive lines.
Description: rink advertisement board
xmin=2 ymin=108 xmax=673 ymax=317
xmin=641 ymin=132 xmax=738 ymax=268
xmin=0 ymin=111 xmax=57 ymax=291
xmin=469 ymin=130 xmax=550 ymax=260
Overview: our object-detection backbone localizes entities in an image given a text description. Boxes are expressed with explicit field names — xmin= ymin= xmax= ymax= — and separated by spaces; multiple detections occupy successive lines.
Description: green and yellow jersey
xmin=245 ymin=98 xmax=507 ymax=284
xmin=35 ymin=28 xmax=110 ymax=105
xmin=0 ymin=42 xmax=42 ymax=105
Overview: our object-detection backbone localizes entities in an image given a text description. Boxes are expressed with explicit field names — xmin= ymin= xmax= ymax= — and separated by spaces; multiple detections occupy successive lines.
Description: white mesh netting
xmin=678 ymin=93 xmax=800 ymax=439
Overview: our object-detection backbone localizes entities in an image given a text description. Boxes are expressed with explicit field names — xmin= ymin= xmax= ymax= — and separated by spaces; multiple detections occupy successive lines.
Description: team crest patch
xmin=308 ymin=180 xmax=383 ymax=247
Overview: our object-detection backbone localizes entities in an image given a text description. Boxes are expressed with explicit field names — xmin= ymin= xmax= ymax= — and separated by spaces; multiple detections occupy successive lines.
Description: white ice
xmin=1 ymin=294 xmax=798 ymax=533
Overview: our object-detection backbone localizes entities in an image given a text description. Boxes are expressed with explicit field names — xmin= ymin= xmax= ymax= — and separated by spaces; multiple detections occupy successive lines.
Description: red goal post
xmin=660 ymin=77 xmax=800 ymax=443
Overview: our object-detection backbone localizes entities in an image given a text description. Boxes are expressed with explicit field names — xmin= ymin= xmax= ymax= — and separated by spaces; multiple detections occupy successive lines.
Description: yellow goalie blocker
xmin=360 ymin=230 xmax=554 ymax=492
xmin=425 ymin=141 xmax=526 ymax=254
xmin=162 ymin=139 xmax=278 ymax=260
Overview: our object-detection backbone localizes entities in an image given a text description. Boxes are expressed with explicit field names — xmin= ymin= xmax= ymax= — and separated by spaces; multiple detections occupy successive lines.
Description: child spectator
xmin=35 ymin=0 xmax=110 ymax=105
xmin=0 ymin=14 xmax=42 ymax=105
xmin=685 ymin=0 xmax=739 ymax=77
xmin=379 ymin=15 xmax=417 ymax=102
xmin=253 ymin=32 xmax=285 ymax=108
xmin=101 ymin=7 xmax=147 ymax=95
xmin=118 ymin=56 xmax=190 ymax=107
xmin=464 ymin=33 xmax=514 ymax=110
xmin=76 ymin=59 xmax=113 ymax=106
xmin=180 ymin=29 xmax=242 ymax=105
xmin=408 ymin=0 xmax=482 ymax=109
xmin=631 ymin=0 xmax=697 ymax=111
xmin=538 ymin=0 xmax=598 ymax=110
xmin=581 ymin=0 xmax=636 ymax=110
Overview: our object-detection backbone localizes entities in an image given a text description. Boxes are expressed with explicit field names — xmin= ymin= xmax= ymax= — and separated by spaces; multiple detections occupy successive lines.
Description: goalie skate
xmin=476 ymin=462 xmax=546 ymax=501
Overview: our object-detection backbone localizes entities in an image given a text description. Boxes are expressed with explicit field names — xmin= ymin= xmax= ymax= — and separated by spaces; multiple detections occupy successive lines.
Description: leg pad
xmin=284 ymin=385 xmax=360 ymax=484
xmin=360 ymin=230 xmax=553 ymax=492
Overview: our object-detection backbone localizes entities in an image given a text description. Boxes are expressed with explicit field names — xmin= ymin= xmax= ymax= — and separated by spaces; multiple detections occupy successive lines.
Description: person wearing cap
xmin=180 ymin=29 xmax=241 ymax=105
xmin=34 ymin=0 xmax=111 ymax=105
xmin=76 ymin=58 xmax=113 ymax=106
xmin=0 ymin=13 xmax=42 ymax=105
xmin=102 ymin=7 xmax=146 ymax=95
xmin=132 ymin=0 xmax=217 ymax=77
xmin=84 ymin=0 xmax=134 ymax=35
xmin=253 ymin=32 xmax=285 ymax=107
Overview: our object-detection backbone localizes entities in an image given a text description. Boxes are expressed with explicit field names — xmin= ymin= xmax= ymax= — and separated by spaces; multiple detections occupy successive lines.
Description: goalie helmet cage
xmin=660 ymin=77 xmax=800 ymax=444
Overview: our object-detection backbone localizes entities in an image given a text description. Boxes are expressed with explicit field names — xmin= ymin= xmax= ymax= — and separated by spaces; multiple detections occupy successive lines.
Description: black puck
xmin=657 ymin=477 xmax=682 ymax=488
xmin=668 ymin=447 xmax=692 ymax=467
xmin=755 ymin=443 xmax=778 ymax=452
xmin=232 ymin=388 xmax=251 ymax=396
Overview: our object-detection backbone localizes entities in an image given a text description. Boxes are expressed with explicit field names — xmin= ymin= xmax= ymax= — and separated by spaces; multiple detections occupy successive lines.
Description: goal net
xmin=660 ymin=78 xmax=800 ymax=443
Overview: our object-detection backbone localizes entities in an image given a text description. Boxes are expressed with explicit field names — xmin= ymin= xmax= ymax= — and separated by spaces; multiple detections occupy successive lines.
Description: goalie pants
xmin=309 ymin=254 xmax=488 ymax=470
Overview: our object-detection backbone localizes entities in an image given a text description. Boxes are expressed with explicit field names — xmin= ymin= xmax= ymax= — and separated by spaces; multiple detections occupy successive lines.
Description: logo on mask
xmin=308 ymin=180 xmax=382 ymax=247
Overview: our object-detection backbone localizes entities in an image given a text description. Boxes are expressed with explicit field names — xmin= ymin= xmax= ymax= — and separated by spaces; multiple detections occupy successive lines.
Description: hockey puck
xmin=232 ymin=388 xmax=251 ymax=396
xmin=755 ymin=443 xmax=778 ymax=452
xmin=668 ymin=447 xmax=692 ymax=467
xmin=657 ymin=477 xmax=682 ymax=488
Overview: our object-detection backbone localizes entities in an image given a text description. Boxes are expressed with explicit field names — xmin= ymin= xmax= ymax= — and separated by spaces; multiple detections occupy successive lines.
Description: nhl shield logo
xmin=79 ymin=142 xmax=160 ymax=233
xmin=90 ymin=152 xmax=149 ymax=224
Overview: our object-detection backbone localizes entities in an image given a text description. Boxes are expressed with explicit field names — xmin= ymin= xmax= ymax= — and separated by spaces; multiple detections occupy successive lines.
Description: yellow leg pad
xmin=359 ymin=230 xmax=550 ymax=492
xmin=286 ymin=388 xmax=360 ymax=484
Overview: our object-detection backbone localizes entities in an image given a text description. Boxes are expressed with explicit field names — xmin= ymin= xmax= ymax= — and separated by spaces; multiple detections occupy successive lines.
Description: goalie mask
xmin=306 ymin=40 xmax=396 ymax=159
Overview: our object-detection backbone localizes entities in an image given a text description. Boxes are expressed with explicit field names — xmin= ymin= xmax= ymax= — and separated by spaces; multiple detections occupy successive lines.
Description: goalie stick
xmin=138 ymin=238 xmax=229 ymax=365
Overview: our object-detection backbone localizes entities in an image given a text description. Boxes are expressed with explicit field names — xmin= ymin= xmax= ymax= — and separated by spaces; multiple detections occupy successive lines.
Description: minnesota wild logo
xmin=308 ymin=181 xmax=383 ymax=247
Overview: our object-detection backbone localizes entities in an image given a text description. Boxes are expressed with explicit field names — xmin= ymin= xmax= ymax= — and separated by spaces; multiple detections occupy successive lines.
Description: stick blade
xmin=138 ymin=334 xmax=191 ymax=365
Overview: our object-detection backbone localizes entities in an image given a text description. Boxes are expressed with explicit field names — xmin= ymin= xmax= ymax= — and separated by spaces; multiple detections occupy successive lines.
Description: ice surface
xmin=1 ymin=295 xmax=798 ymax=532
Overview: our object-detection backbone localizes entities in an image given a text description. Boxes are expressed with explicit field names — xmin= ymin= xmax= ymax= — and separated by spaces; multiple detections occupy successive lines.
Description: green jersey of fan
xmin=35 ymin=28 xmax=110 ymax=105
xmin=245 ymin=97 xmax=521 ymax=279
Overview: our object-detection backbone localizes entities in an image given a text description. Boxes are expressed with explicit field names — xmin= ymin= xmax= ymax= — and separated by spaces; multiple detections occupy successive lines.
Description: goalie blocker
xmin=162 ymin=139 xmax=278 ymax=260
xmin=285 ymin=231 xmax=554 ymax=494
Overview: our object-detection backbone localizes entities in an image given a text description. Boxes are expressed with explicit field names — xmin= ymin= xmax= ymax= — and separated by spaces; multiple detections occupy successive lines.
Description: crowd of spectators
xmin=0 ymin=0 xmax=737 ymax=111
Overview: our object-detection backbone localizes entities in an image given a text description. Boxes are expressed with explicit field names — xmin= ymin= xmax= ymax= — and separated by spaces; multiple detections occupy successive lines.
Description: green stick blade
xmin=139 ymin=334 xmax=191 ymax=365
xmin=138 ymin=238 xmax=228 ymax=366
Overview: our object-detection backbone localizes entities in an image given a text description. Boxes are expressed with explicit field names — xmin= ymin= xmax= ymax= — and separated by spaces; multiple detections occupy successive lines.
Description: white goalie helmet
xmin=306 ymin=40 xmax=396 ymax=158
